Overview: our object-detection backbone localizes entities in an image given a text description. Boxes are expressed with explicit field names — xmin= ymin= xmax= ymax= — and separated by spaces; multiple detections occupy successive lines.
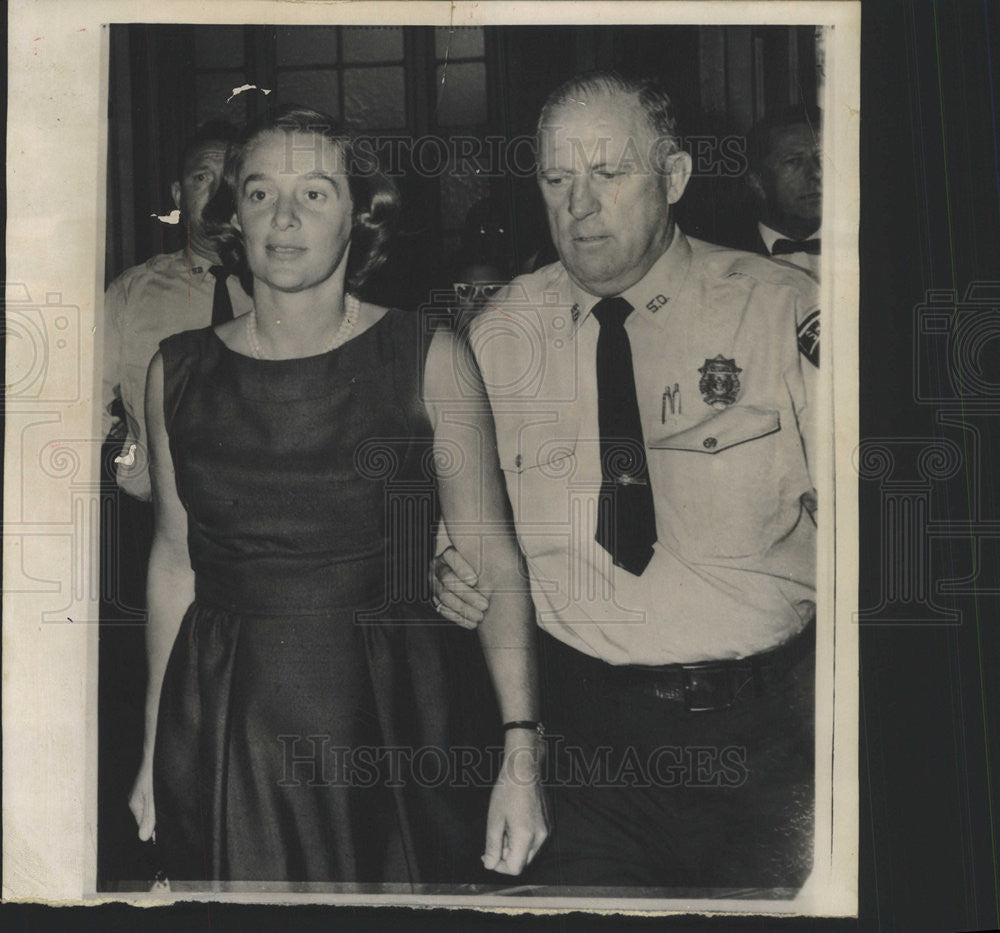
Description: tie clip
xmin=615 ymin=474 xmax=649 ymax=486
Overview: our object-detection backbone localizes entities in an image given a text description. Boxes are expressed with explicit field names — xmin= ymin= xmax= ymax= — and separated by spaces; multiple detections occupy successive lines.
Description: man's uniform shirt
xmin=102 ymin=249 xmax=252 ymax=501
xmin=466 ymin=229 xmax=820 ymax=665
xmin=759 ymin=221 xmax=822 ymax=278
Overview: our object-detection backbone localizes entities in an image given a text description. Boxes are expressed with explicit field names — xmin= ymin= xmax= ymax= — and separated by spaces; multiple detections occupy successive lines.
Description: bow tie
xmin=771 ymin=238 xmax=821 ymax=256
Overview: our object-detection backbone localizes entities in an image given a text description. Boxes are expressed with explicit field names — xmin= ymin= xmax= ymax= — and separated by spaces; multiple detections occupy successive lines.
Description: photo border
xmin=4 ymin=0 xmax=859 ymax=916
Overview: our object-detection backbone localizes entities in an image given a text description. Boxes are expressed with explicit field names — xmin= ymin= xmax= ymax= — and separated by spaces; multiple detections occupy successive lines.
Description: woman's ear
xmin=231 ymin=212 xmax=242 ymax=233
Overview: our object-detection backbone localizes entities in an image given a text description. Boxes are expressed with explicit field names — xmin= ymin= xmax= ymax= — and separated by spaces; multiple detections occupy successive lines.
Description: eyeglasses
xmin=453 ymin=282 xmax=506 ymax=302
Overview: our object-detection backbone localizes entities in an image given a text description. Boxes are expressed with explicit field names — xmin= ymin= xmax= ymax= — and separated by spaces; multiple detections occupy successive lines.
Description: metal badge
xmin=698 ymin=355 xmax=742 ymax=409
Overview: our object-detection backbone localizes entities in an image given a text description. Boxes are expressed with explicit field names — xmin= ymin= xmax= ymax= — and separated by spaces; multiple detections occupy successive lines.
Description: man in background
xmin=103 ymin=119 xmax=251 ymax=508
xmin=737 ymin=103 xmax=823 ymax=277
xmin=99 ymin=120 xmax=251 ymax=888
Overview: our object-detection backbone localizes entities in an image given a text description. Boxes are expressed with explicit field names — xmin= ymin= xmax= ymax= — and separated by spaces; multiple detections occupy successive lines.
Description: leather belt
xmin=617 ymin=618 xmax=815 ymax=712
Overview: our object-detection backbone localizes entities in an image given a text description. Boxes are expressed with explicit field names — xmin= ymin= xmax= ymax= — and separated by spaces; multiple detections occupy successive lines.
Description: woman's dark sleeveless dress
xmin=152 ymin=311 xmax=495 ymax=885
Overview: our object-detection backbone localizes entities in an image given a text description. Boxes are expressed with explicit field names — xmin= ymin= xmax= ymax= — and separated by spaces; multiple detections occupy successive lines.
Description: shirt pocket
xmin=647 ymin=405 xmax=786 ymax=559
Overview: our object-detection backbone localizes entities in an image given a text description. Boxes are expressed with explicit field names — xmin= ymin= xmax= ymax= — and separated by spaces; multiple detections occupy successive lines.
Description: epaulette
xmin=688 ymin=236 xmax=816 ymax=293
xmin=476 ymin=263 xmax=569 ymax=318
xmin=724 ymin=251 xmax=817 ymax=295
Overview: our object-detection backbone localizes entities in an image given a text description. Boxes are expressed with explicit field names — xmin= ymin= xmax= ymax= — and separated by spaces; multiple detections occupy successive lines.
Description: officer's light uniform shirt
xmin=102 ymin=249 xmax=253 ymax=501
xmin=468 ymin=229 xmax=819 ymax=665
xmin=759 ymin=221 xmax=822 ymax=278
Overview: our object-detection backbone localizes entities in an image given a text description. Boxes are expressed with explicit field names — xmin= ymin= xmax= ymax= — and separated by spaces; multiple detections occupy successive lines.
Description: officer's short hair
xmin=203 ymin=104 xmax=400 ymax=296
xmin=746 ymin=103 xmax=822 ymax=173
xmin=537 ymin=71 xmax=682 ymax=166
xmin=177 ymin=120 xmax=240 ymax=180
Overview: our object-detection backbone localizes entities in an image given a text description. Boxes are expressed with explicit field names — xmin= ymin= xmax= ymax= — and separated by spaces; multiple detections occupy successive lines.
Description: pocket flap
xmin=648 ymin=405 xmax=780 ymax=454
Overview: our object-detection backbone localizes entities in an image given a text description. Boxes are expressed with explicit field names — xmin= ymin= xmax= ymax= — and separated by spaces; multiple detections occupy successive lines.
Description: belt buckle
xmin=682 ymin=663 xmax=734 ymax=713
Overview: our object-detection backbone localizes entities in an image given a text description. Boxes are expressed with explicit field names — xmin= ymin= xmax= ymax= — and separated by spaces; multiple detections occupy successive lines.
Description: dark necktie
xmin=771 ymin=238 xmax=821 ymax=256
xmin=592 ymin=297 xmax=657 ymax=576
xmin=208 ymin=265 xmax=235 ymax=325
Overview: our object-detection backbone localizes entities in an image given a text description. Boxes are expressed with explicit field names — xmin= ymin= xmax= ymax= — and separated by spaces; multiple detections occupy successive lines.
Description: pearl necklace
xmin=245 ymin=293 xmax=360 ymax=360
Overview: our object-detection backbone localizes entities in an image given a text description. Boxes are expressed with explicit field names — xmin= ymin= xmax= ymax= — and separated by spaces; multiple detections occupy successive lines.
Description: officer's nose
xmin=568 ymin=175 xmax=599 ymax=220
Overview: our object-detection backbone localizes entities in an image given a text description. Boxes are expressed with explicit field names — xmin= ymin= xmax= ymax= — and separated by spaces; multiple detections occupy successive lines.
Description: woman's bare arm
xmin=424 ymin=326 xmax=549 ymax=875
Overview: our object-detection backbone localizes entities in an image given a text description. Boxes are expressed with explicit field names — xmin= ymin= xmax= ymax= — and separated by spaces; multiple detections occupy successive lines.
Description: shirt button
xmin=703 ymin=437 xmax=718 ymax=450
xmin=514 ymin=454 xmax=523 ymax=468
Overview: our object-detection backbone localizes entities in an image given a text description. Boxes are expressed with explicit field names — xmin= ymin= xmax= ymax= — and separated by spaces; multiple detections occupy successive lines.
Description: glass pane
xmin=343 ymin=67 xmax=405 ymax=129
xmin=435 ymin=62 xmax=487 ymax=126
xmin=440 ymin=165 xmax=490 ymax=233
xmin=276 ymin=26 xmax=339 ymax=66
xmin=343 ymin=26 xmax=403 ymax=62
xmin=194 ymin=26 xmax=245 ymax=68
xmin=195 ymin=71 xmax=248 ymax=125
xmin=275 ymin=69 xmax=341 ymax=117
xmin=435 ymin=26 xmax=484 ymax=59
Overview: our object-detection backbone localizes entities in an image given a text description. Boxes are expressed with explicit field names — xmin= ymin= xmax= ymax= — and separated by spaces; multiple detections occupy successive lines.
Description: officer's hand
xmin=429 ymin=546 xmax=490 ymax=629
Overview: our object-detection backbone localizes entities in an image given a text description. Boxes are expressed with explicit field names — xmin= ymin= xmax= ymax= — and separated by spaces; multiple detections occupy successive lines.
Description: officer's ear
xmin=170 ymin=181 xmax=182 ymax=211
xmin=663 ymin=150 xmax=692 ymax=205
xmin=231 ymin=213 xmax=242 ymax=233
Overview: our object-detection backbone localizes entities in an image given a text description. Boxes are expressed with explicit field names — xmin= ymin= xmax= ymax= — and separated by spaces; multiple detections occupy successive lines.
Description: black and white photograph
xmin=5 ymin=0 xmax=860 ymax=918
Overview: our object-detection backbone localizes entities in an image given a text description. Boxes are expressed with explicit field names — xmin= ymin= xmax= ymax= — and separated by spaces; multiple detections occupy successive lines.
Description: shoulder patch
xmin=797 ymin=308 xmax=820 ymax=367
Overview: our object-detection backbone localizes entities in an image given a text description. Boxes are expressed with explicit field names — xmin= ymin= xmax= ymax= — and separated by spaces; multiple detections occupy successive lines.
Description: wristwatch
xmin=502 ymin=720 xmax=546 ymax=737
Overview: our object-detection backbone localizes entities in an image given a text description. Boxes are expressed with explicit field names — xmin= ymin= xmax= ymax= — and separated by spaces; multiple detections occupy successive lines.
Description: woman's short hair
xmin=204 ymin=104 xmax=400 ymax=295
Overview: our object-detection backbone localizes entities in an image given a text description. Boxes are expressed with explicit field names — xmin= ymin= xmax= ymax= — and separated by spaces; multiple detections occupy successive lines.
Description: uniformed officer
xmin=433 ymin=71 xmax=820 ymax=890
xmin=103 ymin=120 xmax=254 ymax=507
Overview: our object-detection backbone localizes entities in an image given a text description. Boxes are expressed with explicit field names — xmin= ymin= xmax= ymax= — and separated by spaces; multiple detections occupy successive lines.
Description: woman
xmin=128 ymin=105 xmax=547 ymax=884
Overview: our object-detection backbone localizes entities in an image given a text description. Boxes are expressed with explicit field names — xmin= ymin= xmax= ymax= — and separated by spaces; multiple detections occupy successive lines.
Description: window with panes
xmin=189 ymin=25 xmax=498 ymax=261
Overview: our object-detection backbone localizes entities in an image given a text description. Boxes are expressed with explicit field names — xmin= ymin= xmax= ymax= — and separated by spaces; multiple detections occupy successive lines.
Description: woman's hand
xmin=430 ymin=546 xmax=489 ymax=629
xmin=482 ymin=732 xmax=550 ymax=875
xmin=128 ymin=755 xmax=156 ymax=842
